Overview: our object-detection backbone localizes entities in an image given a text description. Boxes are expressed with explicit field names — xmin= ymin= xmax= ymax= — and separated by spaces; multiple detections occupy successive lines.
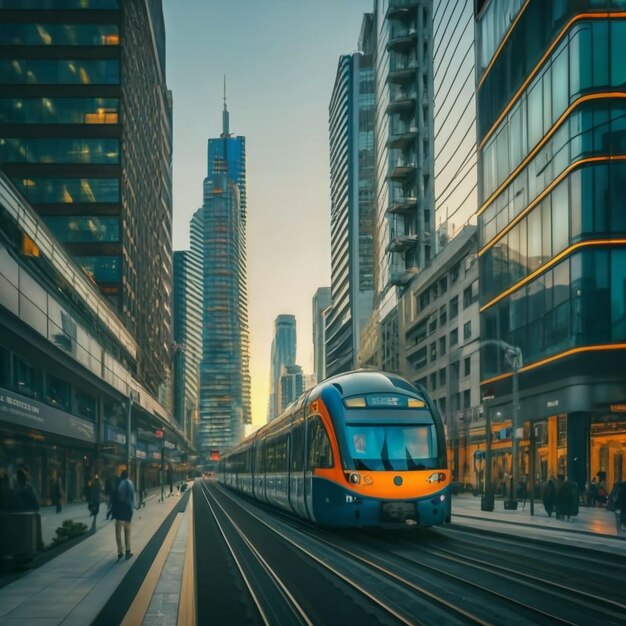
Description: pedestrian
xmin=112 ymin=469 xmax=135 ymax=560
xmin=87 ymin=474 xmax=102 ymax=519
xmin=542 ymin=477 xmax=556 ymax=517
xmin=52 ymin=473 xmax=64 ymax=513
xmin=14 ymin=468 xmax=39 ymax=512
xmin=557 ymin=476 xmax=579 ymax=521
xmin=615 ymin=481 xmax=626 ymax=533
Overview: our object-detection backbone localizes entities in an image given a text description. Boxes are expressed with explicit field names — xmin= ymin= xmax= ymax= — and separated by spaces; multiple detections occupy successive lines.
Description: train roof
xmin=315 ymin=369 xmax=421 ymax=399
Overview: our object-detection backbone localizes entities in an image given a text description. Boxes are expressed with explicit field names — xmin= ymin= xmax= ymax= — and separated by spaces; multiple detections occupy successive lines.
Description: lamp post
xmin=504 ymin=346 xmax=523 ymax=510
xmin=481 ymin=394 xmax=495 ymax=511
xmin=126 ymin=389 xmax=140 ymax=476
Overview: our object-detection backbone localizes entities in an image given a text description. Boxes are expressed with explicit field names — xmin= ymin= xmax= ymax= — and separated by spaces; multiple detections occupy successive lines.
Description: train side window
xmin=255 ymin=438 xmax=266 ymax=474
xmin=307 ymin=416 xmax=334 ymax=469
xmin=291 ymin=421 xmax=305 ymax=471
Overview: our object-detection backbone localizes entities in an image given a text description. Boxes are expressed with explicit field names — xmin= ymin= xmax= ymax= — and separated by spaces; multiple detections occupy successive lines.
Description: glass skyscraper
xmin=325 ymin=39 xmax=375 ymax=378
xmin=0 ymin=0 xmax=173 ymax=397
xmin=477 ymin=0 xmax=626 ymax=490
xmin=268 ymin=314 xmax=296 ymax=421
xmin=192 ymin=102 xmax=250 ymax=457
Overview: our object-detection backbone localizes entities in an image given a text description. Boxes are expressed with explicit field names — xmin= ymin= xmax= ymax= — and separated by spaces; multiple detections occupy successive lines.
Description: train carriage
xmin=218 ymin=370 xmax=451 ymax=528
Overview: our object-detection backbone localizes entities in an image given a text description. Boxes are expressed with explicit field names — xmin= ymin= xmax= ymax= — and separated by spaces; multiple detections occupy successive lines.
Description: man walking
xmin=112 ymin=469 xmax=135 ymax=560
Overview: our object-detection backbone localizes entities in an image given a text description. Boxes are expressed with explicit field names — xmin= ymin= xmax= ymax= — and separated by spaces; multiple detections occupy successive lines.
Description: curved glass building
xmin=477 ymin=0 xmax=626 ymax=490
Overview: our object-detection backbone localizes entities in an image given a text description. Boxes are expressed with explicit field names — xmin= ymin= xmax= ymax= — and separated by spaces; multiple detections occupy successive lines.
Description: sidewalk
xmin=0 ymin=485 xmax=191 ymax=625
xmin=451 ymin=493 xmax=626 ymax=554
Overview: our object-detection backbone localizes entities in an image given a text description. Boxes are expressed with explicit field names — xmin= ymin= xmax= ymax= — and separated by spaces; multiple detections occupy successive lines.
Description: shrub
xmin=52 ymin=520 xmax=88 ymax=546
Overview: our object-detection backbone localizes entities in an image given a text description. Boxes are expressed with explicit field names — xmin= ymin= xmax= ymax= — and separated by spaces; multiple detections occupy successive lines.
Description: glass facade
xmin=12 ymin=177 xmax=119 ymax=203
xmin=477 ymin=1 xmax=626 ymax=493
xmin=0 ymin=59 xmax=120 ymax=84
xmin=0 ymin=98 xmax=119 ymax=125
xmin=268 ymin=315 xmax=297 ymax=421
xmin=0 ymin=137 xmax=120 ymax=164
xmin=44 ymin=216 xmax=120 ymax=243
xmin=0 ymin=23 xmax=119 ymax=46
xmin=0 ymin=0 xmax=119 ymax=7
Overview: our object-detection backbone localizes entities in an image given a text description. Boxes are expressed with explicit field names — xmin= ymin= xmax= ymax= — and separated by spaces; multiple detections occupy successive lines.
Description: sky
xmin=163 ymin=0 xmax=372 ymax=427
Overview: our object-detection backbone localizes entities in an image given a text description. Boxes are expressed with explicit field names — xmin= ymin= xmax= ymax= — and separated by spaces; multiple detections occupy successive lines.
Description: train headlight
xmin=440 ymin=494 xmax=446 ymax=502
xmin=349 ymin=472 xmax=361 ymax=485
xmin=427 ymin=472 xmax=447 ymax=483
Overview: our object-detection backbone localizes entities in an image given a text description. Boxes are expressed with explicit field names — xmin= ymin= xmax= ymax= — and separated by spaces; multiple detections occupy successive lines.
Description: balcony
xmin=391 ymin=266 xmax=418 ymax=286
xmin=387 ymin=56 xmax=418 ymax=83
xmin=387 ymin=26 xmax=417 ymax=52
xmin=386 ymin=123 xmax=418 ymax=148
xmin=387 ymin=0 xmax=418 ymax=19
xmin=387 ymin=194 xmax=417 ymax=215
xmin=387 ymin=157 xmax=417 ymax=181
xmin=387 ymin=232 xmax=419 ymax=253
xmin=386 ymin=87 xmax=417 ymax=115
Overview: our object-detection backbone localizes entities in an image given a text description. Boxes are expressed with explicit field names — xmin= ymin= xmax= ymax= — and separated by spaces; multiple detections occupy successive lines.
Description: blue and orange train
xmin=217 ymin=370 xmax=451 ymax=528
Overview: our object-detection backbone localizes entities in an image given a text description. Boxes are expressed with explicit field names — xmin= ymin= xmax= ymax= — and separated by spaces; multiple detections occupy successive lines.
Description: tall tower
xmin=0 ymin=0 xmax=173 ymax=397
xmin=267 ymin=315 xmax=296 ymax=421
xmin=325 ymin=30 xmax=375 ymax=378
xmin=193 ymin=100 xmax=250 ymax=459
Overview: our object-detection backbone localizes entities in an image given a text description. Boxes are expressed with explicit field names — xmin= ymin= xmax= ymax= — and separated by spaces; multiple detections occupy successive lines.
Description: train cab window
xmin=307 ymin=416 xmax=333 ymax=469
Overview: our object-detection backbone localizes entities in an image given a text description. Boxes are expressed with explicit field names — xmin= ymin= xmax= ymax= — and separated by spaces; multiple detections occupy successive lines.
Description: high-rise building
xmin=357 ymin=1 xmax=435 ymax=371
xmin=476 ymin=1 xmax=626 ymax=490
xmin=278 ymin=364 xmax=303 ymax=414
xmin=312 ymin=287 xmax=331 ymax=382
xmin=325 ymin=34 xmax=375 ymax=378
xmin=267 ymin=314 xmax=296 ymax=421
xmin=172 ymin=249 xmax=202 ymax=442
xmin=0 ymin=0 xmax=173 ymax=397
xmin=433 ymin=0 xmax=477 ymax=248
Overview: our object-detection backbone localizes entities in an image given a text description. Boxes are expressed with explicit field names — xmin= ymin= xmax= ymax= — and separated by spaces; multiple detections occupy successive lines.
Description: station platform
xmin=0 ymin=484 xmax=194 ymax=625
xmin=0 ymin=483 xmax=623 ymax=625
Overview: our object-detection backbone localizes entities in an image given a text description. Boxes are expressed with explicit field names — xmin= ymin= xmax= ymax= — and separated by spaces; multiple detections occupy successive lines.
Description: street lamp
xmin=481 ymin=394 xmax=495 ymax=511
xmin=504 ymin=345 xmax=522 ymax=510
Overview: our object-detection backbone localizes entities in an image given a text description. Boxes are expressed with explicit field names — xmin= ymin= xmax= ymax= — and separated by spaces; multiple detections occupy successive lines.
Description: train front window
xmin=345 ymin=424 xmax=436 ymax=471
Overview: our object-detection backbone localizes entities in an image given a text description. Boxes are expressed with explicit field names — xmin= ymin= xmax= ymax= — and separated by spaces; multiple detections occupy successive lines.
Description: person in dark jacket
xmin=52 ymin=473 xmax=64 ymax=513
xmin=112 ymin=469 xmax=135 ymax=560
xmin=87 ymin=474 xmax=102 ymax=519
xmin=542 ymin=478 xmax=557 ymax=517
xmin=14 ymin=468 xmax=39 ymax=512
xmin=556 ymin=477 xmax=579 ymax=520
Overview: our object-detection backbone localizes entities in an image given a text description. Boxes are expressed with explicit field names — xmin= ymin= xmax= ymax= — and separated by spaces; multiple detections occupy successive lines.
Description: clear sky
xmin=163 ymin=0 xmax=372 ymax=427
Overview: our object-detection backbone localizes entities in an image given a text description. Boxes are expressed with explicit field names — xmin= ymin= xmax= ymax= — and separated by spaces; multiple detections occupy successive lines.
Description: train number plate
xmin=381 ymin=501 xmax=416 ymax=523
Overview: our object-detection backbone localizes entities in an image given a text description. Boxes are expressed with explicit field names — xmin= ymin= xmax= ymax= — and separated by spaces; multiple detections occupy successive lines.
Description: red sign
xmin=210 ymin=450 xmax=220 ymax=461
xmin=155 ymin=429 xmax=164 ymax=439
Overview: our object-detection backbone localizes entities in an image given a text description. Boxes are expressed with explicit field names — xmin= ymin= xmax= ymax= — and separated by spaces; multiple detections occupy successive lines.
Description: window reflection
xmin=0 ymin=59 xmax=119 ymax=84
xmin=44 ymin=216 xmax=120 ymax=243
xmin=75 ymin=256 xmax=121 ymax=283
xmin=12 ymin=177 xmax=119 ymax=203
xmin=0 ymin=138 xmax=119 ymax=164
xmin=0 ymin=98 xmax=119 ymax=124
xmin=0 ymin=23 xmax=119 ymax=46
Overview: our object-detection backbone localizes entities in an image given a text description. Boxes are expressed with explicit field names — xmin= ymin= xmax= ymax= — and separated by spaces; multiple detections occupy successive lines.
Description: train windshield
xmin=345 ymin=424 xmax=437 ymax=471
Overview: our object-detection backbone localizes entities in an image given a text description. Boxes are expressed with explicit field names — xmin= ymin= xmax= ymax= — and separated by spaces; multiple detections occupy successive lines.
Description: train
xmin=216 ymin=370 xmax=451 ymax=528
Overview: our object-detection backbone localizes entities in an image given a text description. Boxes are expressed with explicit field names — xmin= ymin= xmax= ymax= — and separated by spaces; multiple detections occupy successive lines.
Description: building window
xmin=14 ymin=356 xmax=37 ymax=398
xmin=439 ymin=305 xmax=447 ymax=326
xmin=44 ymin=216 xmax=120 ymax=243
xmin=428 ymin=317 xmax=437 ymax=335
xmin=45 ymin=373 xmax=71 ymax=411
xmin=452 ymin=392 xmax=460 ymax=412
xmin=439 ymin=336 xmax=446 ymax=356
xmin=463 ymin=321 xmax=472 ymax=340
xmin=0 ymin=59 xmax=120 ymax=84
xmin=449 ymin=296 xmax=459 ymax=319
xmin=75 ymin=256 xmax=121 ymax=282
xmin=0 ymin=23 xmax=120 ymax=47
xmin=13 ymin=177 xmax=119 ymax=204
xmin=430 ymin=373 xmax=437 ymax=390
xmin=429 ymin=342 xmax=437 ymax=361
xmin=439 ymin=276 xmax=447 ymax=295
xmin=75 ymin=388 xmax=97 ymax=420
xmin=419 ymin=289 xmax=430 ymax=311
xmin=464 ymin=357 xmax=471 ymax=377
xmin=0 ymin=137 xmax=120 ymax=165
xmin=450 ymin=262 xmax=460 ymax=284
xmin=463 ymin=280 xmax=479 ymax=309
xmin=0 ymin=347 xmax=10 ymax=387
xmin=438 ymin=397 xmax=447 ymax=416
xmin=0 ymin=97 xmax=119 ymax=125
xmin=464 ymin=389 xmax=471 ymax=409
xmin=450 ymin=328 xmax=459 ymax=346
xmin=439 ymin=368 xmax=446 ymax=387
xmin=414 ymin=347 xmax=427 ymax=370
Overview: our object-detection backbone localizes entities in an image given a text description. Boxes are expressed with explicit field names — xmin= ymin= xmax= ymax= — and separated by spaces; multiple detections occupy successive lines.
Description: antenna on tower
xmin=221 ymin=74 xmax=230 ymax=138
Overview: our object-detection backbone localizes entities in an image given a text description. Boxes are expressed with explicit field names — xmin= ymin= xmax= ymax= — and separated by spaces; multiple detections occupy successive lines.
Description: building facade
xmin=312 ymin=287 xmax=331 ymax=382
xmin=172 ymin=249 xmax=202 ymax=442
xmin=325 ymin=47 xmax=375 ymax=378
xmin=0 ymin=0 xmax=174 ymax=398
xmin=267 ymin=314 xmax=296 ymax=421
xmin=278 ymin=364 xmax=303 ymax=415
xmin=357 ymin=0 xmax=435 ymax=371
xmin=476 ymin=0 xmax=626 ymax=492
xmin=400 ymin=226 xmax=480 ymax=486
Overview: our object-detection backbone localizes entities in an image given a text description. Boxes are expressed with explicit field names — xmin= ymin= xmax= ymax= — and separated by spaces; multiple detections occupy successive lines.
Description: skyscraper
xmin=476 ymin=1 xmax=626 ymax=489
xmin=0 ymin=0 xmax=173 ymax=397
xmin=172 ymin=249 xmax=202 ymax=442
xmin=278 ymin=364 xmax=303 ymax=414
xmin=193 ymin=102 xmax=250 ymax=458
xmin=268 ymin=314 xmax=296 ymax=421
xmin=312 ymin=287 xmax=331 ymax=382
xmin=357 ymin=1 xmax=435 ymax=371
xmin=325 ymin=29 xmax=375 ymax=378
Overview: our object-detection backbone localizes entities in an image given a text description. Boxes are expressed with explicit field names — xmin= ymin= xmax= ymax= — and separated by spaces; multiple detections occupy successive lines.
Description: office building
xmin=172 ymin=249 xmax=202 ymax=442
xmin=267 ymin=315 xmax=296 ymax=421
xmin=278 ymin=364 xmax=304 ymax=414
xmin=312 ymin=287 xmax=331 ymax=382
xmin=476 ymin=0 xmax=626 ymax=491
xmin=357 ymin=1 xmax=435 ymax=371
xmin=325 ymin=35 xmax=375 ymax=378
xmin=0 ymin=0 xmax=173 ymax=397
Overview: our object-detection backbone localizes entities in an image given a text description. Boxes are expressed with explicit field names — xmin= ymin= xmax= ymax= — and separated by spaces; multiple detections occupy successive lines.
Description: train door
xmin=255 ymin=437 xmax=267 ymax=502
xmin=289 ymin=415 xmax=307 ymax=517
xmin=304 ymin=414 xmax=320 ymax=521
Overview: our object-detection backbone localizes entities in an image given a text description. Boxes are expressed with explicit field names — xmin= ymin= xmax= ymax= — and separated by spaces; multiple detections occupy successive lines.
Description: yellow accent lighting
xmin=344 ymin=397 xmax=367 ymax=408
xmin=408 ymin=399 xmax=426 ymax=408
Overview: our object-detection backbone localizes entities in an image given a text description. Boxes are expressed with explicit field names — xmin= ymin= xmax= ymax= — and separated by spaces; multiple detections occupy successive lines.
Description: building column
xmin=548 ymin=415 xmax=558 ymax=477
xmin=567 ymin=412 xmax=590 ymax=491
